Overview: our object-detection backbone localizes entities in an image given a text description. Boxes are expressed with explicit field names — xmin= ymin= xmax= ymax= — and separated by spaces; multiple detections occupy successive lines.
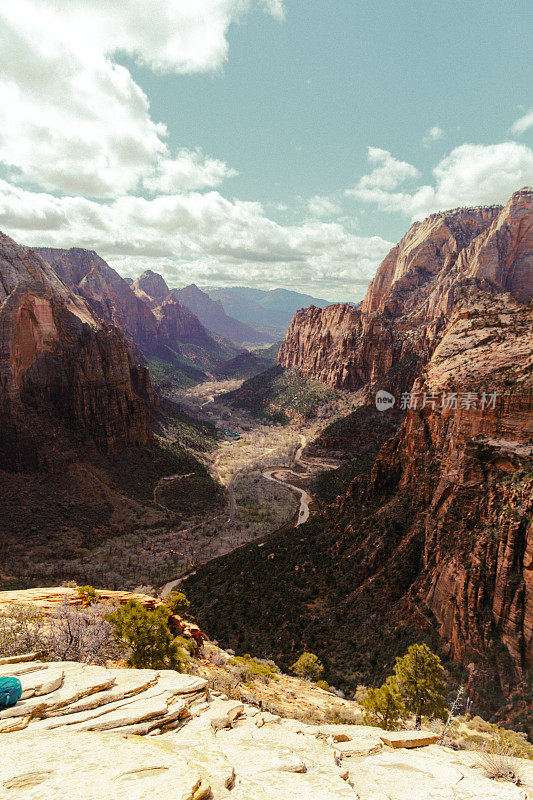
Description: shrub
xmin=393 ymin=643 xmax=448 ymax=729
xmin=77 ymin=585 xmax=99 ymax=605
xmin=291 ymin=651 xmax=324 ymax=682
xmin=45 ymin=601 xmax=121 ymax=664
xmin=0 ymin=603 xmax=45 ymax=658
xmin=231 ymin=654 xmax=278 ymax=683
xmin=315 ymin=679 xmax=330 ymax=691
xmin=325 ymin=707 xmax=360 ymax=725
xmin=361 ymin=676 xmax=407 ymax=730
xmin=167 ymin=591 xmax=190 ymax=615
xmin=470 ymin=715 xmax=493 ymax=733
xmin=475 ymin=726 xmax=526 ymax=784
xmin=106 ymin=600 xmax=189 ymax=671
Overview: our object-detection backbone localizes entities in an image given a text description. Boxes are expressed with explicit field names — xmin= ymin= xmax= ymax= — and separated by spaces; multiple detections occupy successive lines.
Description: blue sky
xmin=0 ymin=0 xmax=532 ymax=299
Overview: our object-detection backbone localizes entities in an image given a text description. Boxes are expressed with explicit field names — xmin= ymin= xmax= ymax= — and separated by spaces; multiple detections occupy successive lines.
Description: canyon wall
xmin=36 ymin=249 xmax=237 ymax=368
xmin=279 ymin=189 xmax=532 ymax=394
xmin=0 ymin=234 xmax=151 ymax=471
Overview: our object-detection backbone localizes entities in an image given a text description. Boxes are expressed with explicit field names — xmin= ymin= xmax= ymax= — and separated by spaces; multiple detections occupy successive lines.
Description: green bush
xmin=291 ymin=651 xmax=324 ymax=682
xmin=167 ymin=591 xmax=190 ymax=615
xmin=315 ymin=679 xmax=330 ymax=691
xmin=77 ymin=585 xmax=99 ymax=605
xmin=106 ymin=600 xmax=189 ymax=671
xmin=361 ymin=676 xmax=407 ymax=730
xmin=231 ymin=654 xmax=278 ymax=682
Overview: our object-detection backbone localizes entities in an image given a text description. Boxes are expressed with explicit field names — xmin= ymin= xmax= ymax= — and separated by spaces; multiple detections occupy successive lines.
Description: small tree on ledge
xmin=290 ymin=651 xmax=324 ymax=682
xmin=361 ymin=676 xmax=407 ymax=730
xmin=106 ymin=600 xmax=189 ymax=672
xmin=167 ymin=591 xmax=190 ymax=616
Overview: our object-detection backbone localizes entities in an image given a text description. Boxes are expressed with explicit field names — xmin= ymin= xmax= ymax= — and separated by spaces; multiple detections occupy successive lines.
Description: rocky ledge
xmin=1 ymin=657 xmax=532 ymax=799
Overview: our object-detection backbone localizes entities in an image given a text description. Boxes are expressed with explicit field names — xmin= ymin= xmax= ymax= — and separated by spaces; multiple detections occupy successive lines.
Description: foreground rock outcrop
xmin=1 ymin=657 xmax=531 ymax=799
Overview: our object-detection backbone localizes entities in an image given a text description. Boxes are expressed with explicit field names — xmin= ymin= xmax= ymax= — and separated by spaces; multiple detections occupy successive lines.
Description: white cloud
xmin=512 ymin=110 xmax=533 ymax=135
xmin=349 ymin=142 xmax=533 ymax=221
xmin=307 ymin=195 xmax=341 ymax=217
xmin=145 ymin=149 xmax=238 ymax=194
xmin=422 ymin=125 xmax=444 ymax=146
xmin=0 ymin=180 xmax=390 ymax=300
xmin=260 ymin=0 xmax=285 ymax=21
xmin=353 ymin=147 xmax=420 ymax=191
xmin=0 ymin=1 xmax=279 ymax=198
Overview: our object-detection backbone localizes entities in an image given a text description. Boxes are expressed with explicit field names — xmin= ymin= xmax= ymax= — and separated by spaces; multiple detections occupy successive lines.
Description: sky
xmin=0 ymin=1 xmax=532 ymax=301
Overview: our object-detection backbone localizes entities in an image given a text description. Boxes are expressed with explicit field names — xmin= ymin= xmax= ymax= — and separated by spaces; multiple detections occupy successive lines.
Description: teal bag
xmin=0 ymin=677 xmax=22 ymax=708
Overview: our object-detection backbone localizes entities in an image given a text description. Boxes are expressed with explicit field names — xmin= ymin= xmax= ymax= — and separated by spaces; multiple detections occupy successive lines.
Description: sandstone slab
xmin=380 ymin=729 xmax=440 ymax=748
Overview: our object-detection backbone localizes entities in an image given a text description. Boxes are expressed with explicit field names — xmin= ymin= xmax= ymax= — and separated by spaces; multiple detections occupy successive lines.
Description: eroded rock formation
xmin=185 ymin=190 xmax=533 ymax=729
xmin=0 ymin=234 xmax=151 ymax=471
xmin=279 ymin=190 xmax=532 ymax=394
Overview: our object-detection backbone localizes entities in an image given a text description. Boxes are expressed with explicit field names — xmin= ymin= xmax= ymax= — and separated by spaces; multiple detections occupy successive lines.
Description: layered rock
xmin=279 ymin=190 xmax=532 ymax=393
xmin=0 ymin=234 xmax=151 ymax=471
xmin=185 ymin=192 xmax=533 ymax=728
xmin=1 ymin=656 xmax=531 ymax=799
xmin=36 ymin=248 xmax=159 ymax=352
xmin=37 ymin=249 xmax=239 ymax=374
xmin=131 ymin=268 xmax=170 ymax=308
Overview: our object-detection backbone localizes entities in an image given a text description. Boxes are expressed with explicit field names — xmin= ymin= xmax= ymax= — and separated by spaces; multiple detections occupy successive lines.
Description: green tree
xmin=290 ymin=651 xmax=324 ymax=682
xmin=77 ymin=585 xmax=99 ymax=605
xmin=361 ymin=676 xmax=407 ymax=730
xmin=106 ymin=600 xmax=189 ymax=671
xmin=393 ymin=643 xmax=448 ymax=729
xmin=167 ymin=591 xmax=190 ymax=616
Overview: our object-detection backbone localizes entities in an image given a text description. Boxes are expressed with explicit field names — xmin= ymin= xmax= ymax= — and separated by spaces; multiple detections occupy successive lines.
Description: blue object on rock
xmin=0 ymin=677 xmax=22 ymax=708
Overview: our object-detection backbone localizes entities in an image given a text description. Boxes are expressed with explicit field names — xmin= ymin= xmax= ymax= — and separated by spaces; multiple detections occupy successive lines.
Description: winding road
xmin=262 ymin=469 xmax=311 ymax=526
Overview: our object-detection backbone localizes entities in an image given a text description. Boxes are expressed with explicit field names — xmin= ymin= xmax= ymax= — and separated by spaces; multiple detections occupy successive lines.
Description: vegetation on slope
xmin=224 ymin=366 xmax=342 ymax=422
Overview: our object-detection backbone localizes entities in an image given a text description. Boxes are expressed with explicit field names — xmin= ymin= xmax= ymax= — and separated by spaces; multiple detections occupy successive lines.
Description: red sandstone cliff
xmin=279 ymin=190 xmax=532 ymax=392
xmin=36 ymin=249 xmax=238 ymax=370
xmin=36 ymin=248 xmax=159 ymax=353
xmin=270 ymin=190 xmax=533 ymax=724
xmin=0 ymin=234 xmax=151 ymax=471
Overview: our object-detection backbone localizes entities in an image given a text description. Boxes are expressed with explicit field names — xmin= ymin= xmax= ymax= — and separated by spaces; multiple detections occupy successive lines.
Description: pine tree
xmin=290 ymin=651 xmax=324 ymax=681
xmin=393 ymin=643 xmax=448 ymax=729
xmin=361 ymin=676 xmax=407 ymax=730
xmin=106 ymin=600 xmax=189 ymax=671
xmin=167 ymin=591 xmax=190 ymax=615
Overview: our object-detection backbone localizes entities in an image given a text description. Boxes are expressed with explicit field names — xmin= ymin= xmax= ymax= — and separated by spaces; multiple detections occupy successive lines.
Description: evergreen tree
xmin=290 ymin=651 xmax=324 ymax=681
xmin=106 ymin=600 xmax=189 ymax=671
xmin=167 ymin=591 xmax=190 ymax=615
xmin=361 ymin=676 xmax=407 ymax=730
xmin=393 ymin=643 xmax=448 ymax=729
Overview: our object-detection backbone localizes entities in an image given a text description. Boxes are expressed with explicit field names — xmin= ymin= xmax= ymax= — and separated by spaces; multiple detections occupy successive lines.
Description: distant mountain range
xmin=169 ymin=283 xmax=269 ymax=344
xmin=205 ymin=286 xmax=333 ymax=338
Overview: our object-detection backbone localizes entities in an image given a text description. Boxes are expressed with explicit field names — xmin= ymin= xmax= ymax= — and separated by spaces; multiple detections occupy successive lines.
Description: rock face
xmin=37 ymin=249 xmax=230 ymax=365
xmin=277 ymin=188 xmax=533 ymax=695
xmin=0 ymin=234 xmax=151 ymax=471
xmin=172 ymin=283 xmax=270 ymax=343
xmin=36 ymin=248 xmax=159 ymax=353
xmin=279 ymin=191 xmax=532 ymax=393
xmin=131 ymin=268 xmax=170 ymax=308
xmin=1 ymin=657 xmax=531 ymax=800
xmin=185 ymin=190 xmax=533 ymax=730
